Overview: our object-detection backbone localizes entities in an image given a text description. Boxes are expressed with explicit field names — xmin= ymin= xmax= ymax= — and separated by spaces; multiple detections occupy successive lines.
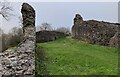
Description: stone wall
xmin=0 ymin=3 xmax=35 ymax=77
xmin=36 ymin=31 xmax=67 ymax=43
xmin=72 ymin=14 xmax=119 ymax=47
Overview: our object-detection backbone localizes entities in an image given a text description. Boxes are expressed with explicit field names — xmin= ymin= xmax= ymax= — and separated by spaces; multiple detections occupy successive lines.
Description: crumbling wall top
xmin=74 ymin=14 xmax=83 ymax=25
xmin=21 ymin=3 xmax=35 ymax=27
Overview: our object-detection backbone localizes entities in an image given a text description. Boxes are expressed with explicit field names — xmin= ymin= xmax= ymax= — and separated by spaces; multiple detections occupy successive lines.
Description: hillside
xmin=36 ymin=37 xmax=118 ymax=75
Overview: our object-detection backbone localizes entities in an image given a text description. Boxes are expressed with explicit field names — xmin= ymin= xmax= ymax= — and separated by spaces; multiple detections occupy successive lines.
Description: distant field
xmin=36 ymin=37 xmax=118 ymax=75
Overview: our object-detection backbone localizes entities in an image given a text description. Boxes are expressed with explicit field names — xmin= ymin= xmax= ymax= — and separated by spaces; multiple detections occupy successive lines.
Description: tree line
xmin=39 ymin=22 xmax=70 ymax=35
xmin=0 ymin=27 xmax=23 ymax=52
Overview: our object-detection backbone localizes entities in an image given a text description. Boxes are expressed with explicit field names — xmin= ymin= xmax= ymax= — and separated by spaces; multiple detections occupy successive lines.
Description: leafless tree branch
xmin=0 ymin=0 xmax=13 ymax=21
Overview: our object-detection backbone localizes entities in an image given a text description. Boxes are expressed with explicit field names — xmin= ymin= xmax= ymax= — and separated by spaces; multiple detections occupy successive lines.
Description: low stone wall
xmin=0 ymin=3 xmax=35 ymax=77
xmin=72 ymin=14 xmax=119 ymax=47
xmin=36 ymin=31 xmax=67 ymax=43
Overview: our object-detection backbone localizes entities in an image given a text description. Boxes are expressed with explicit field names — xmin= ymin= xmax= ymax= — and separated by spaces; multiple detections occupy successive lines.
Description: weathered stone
xmin=74 ymin=14 xmax=83 ymax=25
xmin=11 ymin=61 xmax=18 ymax=67
xmin=109 ymin=32 xmax=119 ymax=47
xmin=6 ymin=65 xmax=12 ymax=69
xmin=36 ymin=31 xmax=68 ymax=43
xmin=1 ymin=59 xmax=10 ymax=66
xmin=0 ymin=3 xmax=35 ymax=76
xmin=72 ymin=14 xmax=119 ymax=47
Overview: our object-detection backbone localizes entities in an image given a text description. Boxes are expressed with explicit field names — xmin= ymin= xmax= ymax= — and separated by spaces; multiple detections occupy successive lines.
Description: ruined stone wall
xmin=0 ymin=3 xmax=35 ymax=77
xmin=72 ymin=14 xmax=119 ymax=47
xmin=36 ymin=31 xmax=67 ymax=43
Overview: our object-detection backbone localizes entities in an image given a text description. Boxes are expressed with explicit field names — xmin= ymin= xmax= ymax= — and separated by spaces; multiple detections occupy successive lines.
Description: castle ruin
xmin=0 ymin=3 xmax=35 ymax=77
xmin=72 ymin=14 xmax=119 ymax=47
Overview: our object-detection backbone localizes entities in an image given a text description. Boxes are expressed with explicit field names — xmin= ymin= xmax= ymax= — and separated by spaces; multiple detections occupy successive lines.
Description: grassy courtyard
xmin=36 ymin=37 xmax=118 ymax=75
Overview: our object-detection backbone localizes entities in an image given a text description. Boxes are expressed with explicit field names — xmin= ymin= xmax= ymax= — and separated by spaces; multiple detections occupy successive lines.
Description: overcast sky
xmin=1 ymin=2 xmax=119 ymax=33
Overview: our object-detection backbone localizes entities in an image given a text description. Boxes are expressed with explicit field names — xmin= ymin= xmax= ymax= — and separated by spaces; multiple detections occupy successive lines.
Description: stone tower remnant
xmin=0 ymin=3 xmax=35 ymax=77
xmin=21 ymin=3 xmax=36 ymax=41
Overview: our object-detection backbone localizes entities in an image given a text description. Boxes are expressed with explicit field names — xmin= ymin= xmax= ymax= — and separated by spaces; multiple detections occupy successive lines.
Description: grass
xmin=36 ymin=36 xmax=118 ymax=75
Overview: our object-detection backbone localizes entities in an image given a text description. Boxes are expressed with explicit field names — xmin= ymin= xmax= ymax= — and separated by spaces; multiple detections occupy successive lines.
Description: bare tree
xmin=0 ymin=0 xmax=13 ymax=20
xmin=0 ymin=36 xmax=2 ymax=52
xmin=9 ymin=27 xmax=23 ymax=47
xmin=0 ymin=28 xmax=3 ymax=52
xmin=10 ymin=27 xmax=19 ymax=35
xmin=1 ymin=31 xmax=9 ymax=52
xmin=18 ymin=16 xmax=23 ymax=28
xmin=56 ymin=27 xmax=70 ymax=34
xmin=40 ymin=22 xmax=52 ymax=31
xmin=0 ymin=27 xmax=23 ymax=52
xmin=0 ymin=27 xmax=3 ymax=36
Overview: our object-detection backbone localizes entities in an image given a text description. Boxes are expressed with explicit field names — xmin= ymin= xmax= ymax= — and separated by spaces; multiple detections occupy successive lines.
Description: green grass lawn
xmin=36 ymin=37 xmax=118 ymax=75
